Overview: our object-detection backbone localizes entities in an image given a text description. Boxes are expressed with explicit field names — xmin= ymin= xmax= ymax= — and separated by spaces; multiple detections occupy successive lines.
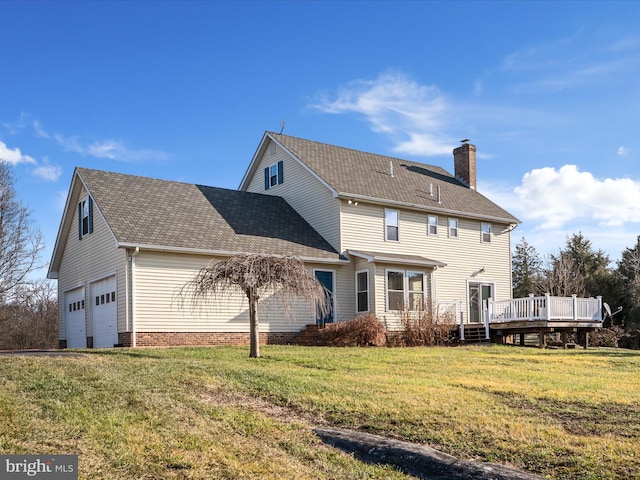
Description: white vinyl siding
xmin=244 ymin=139 xmax=341 ymax=251
xmin=57 ymin=185 xmax=126 ymax=343
xmin=340 ymin=202 xmax=512 ymax=322
xmin=133 ymin=251 xmax=355 ymax=332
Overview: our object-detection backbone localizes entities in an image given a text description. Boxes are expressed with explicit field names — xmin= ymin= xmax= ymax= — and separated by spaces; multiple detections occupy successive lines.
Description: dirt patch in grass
xmin=490 ymin=390 xmax=640 ymax=438
xmin=198 ymin=386 xmax=545 ymax=480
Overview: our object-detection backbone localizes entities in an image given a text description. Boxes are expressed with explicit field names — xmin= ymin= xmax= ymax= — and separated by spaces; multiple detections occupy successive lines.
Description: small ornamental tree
xmin=180 ymin=254 xmax=331 ymax=358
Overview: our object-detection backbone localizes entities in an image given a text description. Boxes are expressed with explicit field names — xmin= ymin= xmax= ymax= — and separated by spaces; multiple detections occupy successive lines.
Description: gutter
xmin=337 ymin=192 xmax=521 ymax=225
xmin=117 ymin=242 xmax=347 ymax=264
xmin=130 ymin=247 xmax=140 ymax=348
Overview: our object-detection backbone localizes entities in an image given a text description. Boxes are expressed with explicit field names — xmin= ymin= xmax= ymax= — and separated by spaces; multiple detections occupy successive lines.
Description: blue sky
xmin=2 ymin=1 xmax=640 ymax=278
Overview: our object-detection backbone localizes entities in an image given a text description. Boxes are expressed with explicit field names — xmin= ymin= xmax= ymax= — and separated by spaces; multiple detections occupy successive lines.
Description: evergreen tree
xmin=618 ymin=235 xmax=640 ymax=330
xmin=512 ymin=237 xmax=542 ymax=298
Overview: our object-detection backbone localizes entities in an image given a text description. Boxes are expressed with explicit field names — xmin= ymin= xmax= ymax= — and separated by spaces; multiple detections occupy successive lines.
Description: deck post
xmin=572 ymin=294 xmax=578 ymax=321
xmin=561 ymin=331 xmax=568 ymax=349
xmin=583 ymin=330 xmax=589 ymax=350
xmin=484 ymin=300 xmax=490 ymax=340
xmin=520 ymin=333 xmax=525 ymax=346
xmin=459 ymin=311 xmax=465 ymax=341
xmin=529 ymin=294 xmax=534 ymax=321
xmin=544 ymin=293 xmax=551 ymax=321
xmin=538 ymin=331 xmax=546 ymax=348
xmin=597 ymin=296 xmax=603 ymax=321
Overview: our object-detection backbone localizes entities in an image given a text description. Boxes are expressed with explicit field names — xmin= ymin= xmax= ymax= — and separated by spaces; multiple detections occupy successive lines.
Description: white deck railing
xmin=488 ymin=294 xmax=602 ymax=323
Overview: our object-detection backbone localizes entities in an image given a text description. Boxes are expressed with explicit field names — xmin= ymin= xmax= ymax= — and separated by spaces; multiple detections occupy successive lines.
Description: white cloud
xmin=617 ymin=146 xmax=629 ymax=156
xmin=513 ymin=165 xmax=640 ymax=229
xmin=0 ymin=141 xmax=37 ymax=165
xmin=503 ymin=32 xmax=640 ymax=94
xmin=311 ymin=71 xmax=454 ymax=156
xmin=32 ymin=159 xmax=63 ymax=182
xmin=33 ymin=120 xmax=51 ymax=139
xmin=54 ymin=133 xmax=168 ymax=162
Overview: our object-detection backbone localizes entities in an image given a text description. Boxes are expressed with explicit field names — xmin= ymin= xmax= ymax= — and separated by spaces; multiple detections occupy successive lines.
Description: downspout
xmin=130 ymin=247 xmax=140 ymax=348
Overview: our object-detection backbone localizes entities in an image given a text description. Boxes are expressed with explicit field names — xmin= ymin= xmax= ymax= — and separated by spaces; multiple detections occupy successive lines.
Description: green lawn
xmin=1 ymin=345 xmax=639 ymax=479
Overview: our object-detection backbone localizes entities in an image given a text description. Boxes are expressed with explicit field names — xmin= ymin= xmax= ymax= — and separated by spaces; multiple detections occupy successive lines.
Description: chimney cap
xmin=460 ymin=138 xmax=470 ymax=144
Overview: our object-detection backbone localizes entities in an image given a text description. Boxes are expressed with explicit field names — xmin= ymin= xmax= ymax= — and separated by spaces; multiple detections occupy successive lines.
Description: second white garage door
xmin=91 ymin=276 xmax=118 ymax=348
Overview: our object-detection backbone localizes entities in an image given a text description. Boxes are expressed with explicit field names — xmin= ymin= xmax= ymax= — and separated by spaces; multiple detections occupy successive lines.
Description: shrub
xmin=390 ymin=308 xmax=457 ymax=347
xmin=316 ymin=313 xmax=386 ymax=347
xmin=590 ymin=325 xmax=631 ymax=348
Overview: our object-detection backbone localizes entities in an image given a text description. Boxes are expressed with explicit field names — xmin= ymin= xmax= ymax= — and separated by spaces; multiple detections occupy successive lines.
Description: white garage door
xmin=65 ymin=287 xmax=86 ymax=348
xmin=91 ymin=276 xmax=118 ymax=348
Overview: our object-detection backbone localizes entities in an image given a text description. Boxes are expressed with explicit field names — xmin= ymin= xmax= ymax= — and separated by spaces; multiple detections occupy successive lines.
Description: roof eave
xmin=116 ymin=242 xmax=347 ymax=264
xmin=347 ymin=250 xmax=447 ymax=269
xmin=338 ymin=192 xmax=520 ymax=225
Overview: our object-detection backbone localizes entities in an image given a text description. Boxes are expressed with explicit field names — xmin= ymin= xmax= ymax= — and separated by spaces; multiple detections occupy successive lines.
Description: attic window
xmin=78 ymin=196 xmax=94 ymax=240
xmin=264 ymin=161 xmax=284 ymax=190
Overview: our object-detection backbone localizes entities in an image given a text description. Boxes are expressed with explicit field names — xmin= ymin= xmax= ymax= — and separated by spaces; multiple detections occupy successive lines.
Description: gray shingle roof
xmin=269 ymin=132 xmax=519 ymax=224
xmin=76 ymin=168 xmax=340 ymax=260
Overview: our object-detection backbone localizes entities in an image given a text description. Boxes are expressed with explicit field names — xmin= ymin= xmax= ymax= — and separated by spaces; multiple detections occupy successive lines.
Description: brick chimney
xmin=453 ymin=143 xmax=476 ymax=189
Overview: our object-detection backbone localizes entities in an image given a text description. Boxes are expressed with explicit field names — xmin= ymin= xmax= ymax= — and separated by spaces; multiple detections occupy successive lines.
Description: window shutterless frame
xmin=448 ymin=218 xmax=458 ymax=238
xmin=385 ymin=208 xmax=399 ymax=242
xmin=355 ymin=270 xmax=369 ymax=313
xmin=481 ymin=222 xmax=491 ymax=243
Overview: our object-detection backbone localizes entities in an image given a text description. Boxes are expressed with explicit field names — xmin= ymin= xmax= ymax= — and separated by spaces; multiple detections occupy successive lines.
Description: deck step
xmin=460 ymin=325 xmax=489 ymax=344
xmin=292 ymin=324 xmax=324 ymax=346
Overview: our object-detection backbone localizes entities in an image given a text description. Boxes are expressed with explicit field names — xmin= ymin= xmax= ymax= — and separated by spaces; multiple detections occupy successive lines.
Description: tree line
xmin=0 ymin=162 xmax=57 ymax=349
xmin=512 ymin=233 xmax=640 ymax=348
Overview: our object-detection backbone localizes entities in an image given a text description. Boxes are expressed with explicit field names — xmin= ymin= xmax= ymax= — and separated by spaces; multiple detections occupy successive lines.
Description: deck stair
xmin=461 ymin=324 xmax=489 ymax=344
xmin=292 ymin=324 xmax=324 ymax=346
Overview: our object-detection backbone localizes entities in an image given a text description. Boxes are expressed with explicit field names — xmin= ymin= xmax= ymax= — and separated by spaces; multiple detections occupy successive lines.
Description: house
xmin=48 ymin=131 xmax=520 ymax=348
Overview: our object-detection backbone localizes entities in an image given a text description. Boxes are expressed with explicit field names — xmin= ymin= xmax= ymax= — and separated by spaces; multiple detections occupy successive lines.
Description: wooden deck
xmin=487 ymin=294 xmax=603 ymax=348
xmin=437 ymin=295 xmax=604 ymax=347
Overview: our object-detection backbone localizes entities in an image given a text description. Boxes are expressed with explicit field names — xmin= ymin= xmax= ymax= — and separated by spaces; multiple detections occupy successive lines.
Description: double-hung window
xmin=264 ymin=161 xmax=284 ymax=190
xmin=448 ymin=218 xmax=458 ymax=238
xmin=78 ymin=196 xmax=94 ymax=239
xmin=427 ymin=215 xmax=438 ymax=235
xmin=356 ymin=270 xmax=369 ymax=313
xmin=385 ymin=209 xmax=399 ymax=241
xmin=386 ymin=270 xmax=425 ymax=311
xmin=481 ymin=222 xmax=492 ymax=243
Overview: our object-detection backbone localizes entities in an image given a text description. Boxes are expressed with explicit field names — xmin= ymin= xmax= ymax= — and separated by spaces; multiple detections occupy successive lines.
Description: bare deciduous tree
xmin=0 ymin=161 xmax=43 ymax=301
xmin=537 ymin=254 xmax=587 ymax=297
xmin=0 ymin=280 xmax=57 ymax=349
xmin=180 ymin=254 xmax=331 ymax=358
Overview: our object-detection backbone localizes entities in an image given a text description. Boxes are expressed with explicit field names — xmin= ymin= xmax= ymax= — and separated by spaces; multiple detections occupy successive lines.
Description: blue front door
xmin=314 ymin=270 xmax=334 ymax=324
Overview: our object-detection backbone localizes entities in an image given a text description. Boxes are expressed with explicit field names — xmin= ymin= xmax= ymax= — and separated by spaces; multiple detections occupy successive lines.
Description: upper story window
xmin=385 ymin=209 xmax=399 ymax=242
xmin=427 ymin=215 xmax=438 ymax=235
xmin=448 ymin=218 xmax=458 ymax=238
xmin=481 ymin=222 xmax=492 ymax=243
xmin=78 ymin=196 xmax=94 ymax=240
xmin=264 ymin=161 xmax=284 ymax=190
